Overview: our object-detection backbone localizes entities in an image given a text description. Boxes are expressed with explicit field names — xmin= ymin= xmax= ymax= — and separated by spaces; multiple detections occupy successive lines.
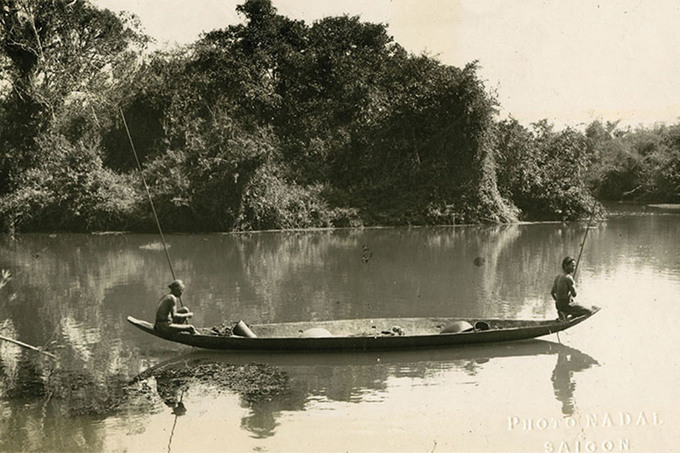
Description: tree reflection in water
xmin=0 ymin=227 xmax=617 ymax=450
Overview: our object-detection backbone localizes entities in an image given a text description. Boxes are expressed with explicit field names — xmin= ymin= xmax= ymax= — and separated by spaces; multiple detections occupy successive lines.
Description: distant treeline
xmin=1 ymin=0 xmax=678 ymax=233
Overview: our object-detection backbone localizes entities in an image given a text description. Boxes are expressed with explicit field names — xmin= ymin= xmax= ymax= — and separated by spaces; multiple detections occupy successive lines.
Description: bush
xmin=586 ymin=122 xmax=680 ymax=202
xmin=237 ymin=165 xmax=334 ymax=230
xmin=0 ymin=134 xmax=141 ymax=232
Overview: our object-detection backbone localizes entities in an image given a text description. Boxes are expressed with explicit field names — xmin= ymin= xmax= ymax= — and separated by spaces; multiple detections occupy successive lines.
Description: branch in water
xmin=0 ymin=335 xmax=58 ymax=359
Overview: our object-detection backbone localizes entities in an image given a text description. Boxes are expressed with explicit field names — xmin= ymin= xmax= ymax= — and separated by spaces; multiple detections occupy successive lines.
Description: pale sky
xmin=93 ymin=0 xmax=680 ymax=129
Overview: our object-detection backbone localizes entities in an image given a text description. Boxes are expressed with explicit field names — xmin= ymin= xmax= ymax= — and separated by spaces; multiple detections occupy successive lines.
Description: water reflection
xmin=166 ymin=390 xmax=186 ymax=453
xmin=135 ymin=340 xmax=599 ymax=438
xmin=551 ymin=344 xmax=599 ymax=417
xmin=2 ymin=208 xmax=678 ymax=450
xmin=0 ymin=224 xmax=594 ymax=343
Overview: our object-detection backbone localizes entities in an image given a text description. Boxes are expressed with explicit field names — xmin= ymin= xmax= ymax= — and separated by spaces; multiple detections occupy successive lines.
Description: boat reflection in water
xmin=137 ymin=339 xmax=599 ymax=440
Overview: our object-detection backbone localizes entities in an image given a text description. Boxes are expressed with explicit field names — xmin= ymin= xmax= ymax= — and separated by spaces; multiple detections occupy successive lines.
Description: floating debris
xmin=139 ymin=242 xmax=170 ymax=251
xmin=362 ymin=245 xmax=373 ymax=263
xmin=9 ymin=360 xmax=291 ymax=418
xmin=34 ymin=369 xmax=139 ymax=417
xmin=0 ymin=269 xmax=11 ymax=289
xmin=149 ymin=362 xmax=290 ymax=405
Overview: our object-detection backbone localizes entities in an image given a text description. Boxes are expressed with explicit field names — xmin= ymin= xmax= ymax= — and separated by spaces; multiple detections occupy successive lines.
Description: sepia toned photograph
xmin=0 ymin=1 xmax=678 ymax=451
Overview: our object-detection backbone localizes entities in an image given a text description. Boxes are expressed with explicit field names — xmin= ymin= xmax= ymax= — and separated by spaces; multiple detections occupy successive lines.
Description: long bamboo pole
xmin=574 ymin=202 xmax=598 ymax=278
xmin=120 ymin=108 xmax=183 ymax=306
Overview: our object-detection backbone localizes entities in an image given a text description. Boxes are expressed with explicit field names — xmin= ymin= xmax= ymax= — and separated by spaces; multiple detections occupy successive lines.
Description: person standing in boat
xmin=551 ymin=256 xmax=595 ymax=320
xmin=155 ymin=280 xmax=198 ymax=335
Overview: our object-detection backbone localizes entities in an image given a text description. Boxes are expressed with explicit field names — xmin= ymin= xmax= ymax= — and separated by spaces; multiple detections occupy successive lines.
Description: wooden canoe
xmin=127 ymin=307 xmax=599 ymax=351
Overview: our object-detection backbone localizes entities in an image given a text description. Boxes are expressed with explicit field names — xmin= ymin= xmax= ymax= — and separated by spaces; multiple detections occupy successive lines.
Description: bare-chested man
xmin=551 ymin=256 xmax=595 ymax=320
xmin=155 ymin=280 xmax=198 ymax=335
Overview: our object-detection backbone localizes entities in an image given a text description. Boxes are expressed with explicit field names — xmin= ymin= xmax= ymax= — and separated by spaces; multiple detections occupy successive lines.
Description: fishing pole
xmin=574 ymin=201 xmax=598 ymax=278
xmin=120 ymin=108 xmax=182 ymax=306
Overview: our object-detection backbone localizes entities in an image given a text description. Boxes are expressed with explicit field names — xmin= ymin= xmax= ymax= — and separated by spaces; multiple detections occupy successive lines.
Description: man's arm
xmin=173 ymin=310 xmax=194 ymax=319
xmin=566 ymin=275 xmax=577 ymax=297
xmin=550 ymin=276 xmax=559 ymax=300
xmin=171 ymin=297 xmax=194 ymax=319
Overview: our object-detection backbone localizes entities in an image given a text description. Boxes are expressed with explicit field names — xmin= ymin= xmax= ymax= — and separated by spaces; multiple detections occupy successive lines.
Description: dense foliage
xmin=1 ymin=0 xmax=676 ymax=233
xmin=494 ymin=119 xmax=597 ymax=220
xmin=585 ymin=121 xmax=680 ymax=202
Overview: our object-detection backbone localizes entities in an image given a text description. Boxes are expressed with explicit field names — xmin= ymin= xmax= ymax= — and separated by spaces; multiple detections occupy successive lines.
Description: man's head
xmin=562 ymin=256 xmax=576 ymax=273
xmin=169 ymin=279 xmax=185 ymax=295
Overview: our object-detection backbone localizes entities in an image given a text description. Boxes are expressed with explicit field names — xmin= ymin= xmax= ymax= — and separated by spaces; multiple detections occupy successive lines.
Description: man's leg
xmin=565 ymin=303 xmax=593 ymax=317
xmin=173 ymin=306 xmax=190 ymax=324
xmin=169 ymin=323 xmax=198 ymax=335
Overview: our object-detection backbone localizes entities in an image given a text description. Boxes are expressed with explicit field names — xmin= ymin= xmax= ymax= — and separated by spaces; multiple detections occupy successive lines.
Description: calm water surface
xmin=1 ymin=205 xmax=679 ymax=452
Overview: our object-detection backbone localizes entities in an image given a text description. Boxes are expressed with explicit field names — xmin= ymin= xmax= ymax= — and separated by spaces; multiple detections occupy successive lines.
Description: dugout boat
xmin=127 ymin=307 xmax=600 ymax=351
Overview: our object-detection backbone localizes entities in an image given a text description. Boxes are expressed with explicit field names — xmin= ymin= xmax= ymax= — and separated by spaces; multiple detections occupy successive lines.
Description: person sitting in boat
xmin=155 ymin=280 xmax=198 ymax=335
xmin=551 ymin=256 xmax=595 ymax=321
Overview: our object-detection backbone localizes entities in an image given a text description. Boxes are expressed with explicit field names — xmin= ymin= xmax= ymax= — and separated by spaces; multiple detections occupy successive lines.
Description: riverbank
xmin=648 ymin=203 xmax=680 ymax=210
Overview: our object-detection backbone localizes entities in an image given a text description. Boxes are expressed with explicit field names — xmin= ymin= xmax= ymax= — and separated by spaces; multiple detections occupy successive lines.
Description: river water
xmin=0 ymin=204 xmax=678 ymax=452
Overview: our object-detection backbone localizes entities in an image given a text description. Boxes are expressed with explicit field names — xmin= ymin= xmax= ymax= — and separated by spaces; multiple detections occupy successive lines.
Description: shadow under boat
xmin=137 ymin=337 xmax=595 ymax=372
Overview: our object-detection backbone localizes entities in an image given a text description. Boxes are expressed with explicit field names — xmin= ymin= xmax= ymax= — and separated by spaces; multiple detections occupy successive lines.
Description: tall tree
xmin=0 ymin=0 xmax=147 ymax=193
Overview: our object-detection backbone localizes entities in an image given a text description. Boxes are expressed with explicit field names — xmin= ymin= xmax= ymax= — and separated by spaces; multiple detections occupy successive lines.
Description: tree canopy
xmin=3 ymin=0 xmax=676 ymax=233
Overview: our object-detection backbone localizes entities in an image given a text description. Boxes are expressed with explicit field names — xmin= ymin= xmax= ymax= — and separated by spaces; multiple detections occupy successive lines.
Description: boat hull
xmin=127 ymin=308 xmax=599 ymax=351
